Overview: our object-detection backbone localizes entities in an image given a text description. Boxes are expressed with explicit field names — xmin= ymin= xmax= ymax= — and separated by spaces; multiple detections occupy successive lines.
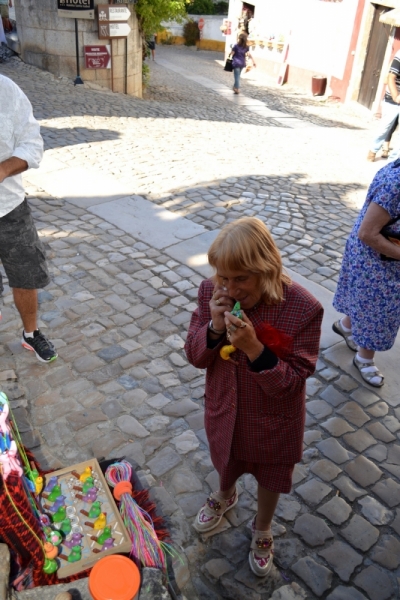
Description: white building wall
xmin=162 ymin=15 xmax=226 ymax=42
xmin=226 ymin=0 xmax=359 ymax=80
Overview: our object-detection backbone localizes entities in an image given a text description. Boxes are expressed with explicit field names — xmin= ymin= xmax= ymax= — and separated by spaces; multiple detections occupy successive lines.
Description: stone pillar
xmin=14 ymin=0 xmax=142 ymax=97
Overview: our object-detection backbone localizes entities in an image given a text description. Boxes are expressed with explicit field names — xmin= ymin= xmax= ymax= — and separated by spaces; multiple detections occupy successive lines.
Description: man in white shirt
xmin=0 ymin=74 xmax=57 ymax=363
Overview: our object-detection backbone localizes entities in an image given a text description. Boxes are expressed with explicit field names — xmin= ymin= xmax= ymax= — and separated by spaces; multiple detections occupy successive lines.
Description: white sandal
xmin=332 ymin=320 xmax=358 ymax=352
xmin=353 ymin=355 xmax=384 ymax=388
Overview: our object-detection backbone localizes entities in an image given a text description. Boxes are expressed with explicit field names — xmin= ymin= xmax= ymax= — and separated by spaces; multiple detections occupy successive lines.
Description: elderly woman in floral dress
xmin=333 ymin=159 xmax=400 ymax=387
xmin=185 ymin=217 xmax=323 ymax=577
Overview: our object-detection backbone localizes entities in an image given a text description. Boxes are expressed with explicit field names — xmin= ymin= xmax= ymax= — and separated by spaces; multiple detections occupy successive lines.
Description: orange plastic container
xmin=89 ymin=555 xmax=141 ymax=600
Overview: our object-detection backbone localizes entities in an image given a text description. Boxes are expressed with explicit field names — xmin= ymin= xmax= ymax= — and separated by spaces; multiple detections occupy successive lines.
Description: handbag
xmin=224 ymin=57 xmax=233 ymax=72
xmin=380 ymin=214 xmax=400 ymax=261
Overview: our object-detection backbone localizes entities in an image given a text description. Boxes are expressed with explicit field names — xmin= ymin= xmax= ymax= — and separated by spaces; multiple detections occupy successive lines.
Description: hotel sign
xmin=58 ymin=0 xmax=95 ymax=20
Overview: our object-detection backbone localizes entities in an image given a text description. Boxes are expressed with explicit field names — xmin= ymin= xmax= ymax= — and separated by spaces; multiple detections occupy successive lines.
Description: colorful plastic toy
xmin=88 ymin=501 xmax=102 ymax=519
xmin=93 ymin=513 xmax=107 ymax=530
xmin=220 ymin=302 xmax=242 ymax=361
xmin=64 ymin=533 xmax=83 ymax=549
xmin=79 ymin=467 xmax=92 ymax=483
xmin=67 ymin=546 xmax=82 ymax=563
xmin=60 ymin=518 xmax=72 ymax=535
xmin=96 ymin=527 xmax=112 ymax=546
xmin=44 ymin=476 xmax=58 ymax=493
xmin=47 ymin=485 xmax=62 ymax=503
xmin=52 ymin=506 xmax=67 ymax=523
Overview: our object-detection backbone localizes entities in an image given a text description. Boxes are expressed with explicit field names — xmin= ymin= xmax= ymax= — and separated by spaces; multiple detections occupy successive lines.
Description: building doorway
xmin=358 ymin=4 xmax=391 ymax=109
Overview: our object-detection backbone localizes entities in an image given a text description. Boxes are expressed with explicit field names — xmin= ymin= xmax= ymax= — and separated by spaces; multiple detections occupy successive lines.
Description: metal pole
xmin=74 ymin=18 xmax=84 ymax=85
xmin=110 ymin=39 xmax=114 ymax=92
xmin=125 ymin=37 xmax=128 ymax=94
xmin=109 ymin=0 xmax=113 ymax=92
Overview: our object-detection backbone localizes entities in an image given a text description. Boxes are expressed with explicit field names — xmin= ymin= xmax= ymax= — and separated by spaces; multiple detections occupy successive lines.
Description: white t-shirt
xmin=0 ymin=75 xmax=43 ymax=217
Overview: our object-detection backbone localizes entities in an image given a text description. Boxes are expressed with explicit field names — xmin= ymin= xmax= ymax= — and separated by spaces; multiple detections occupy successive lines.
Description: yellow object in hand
xmin=220 ymin=345 xmax=236 ymax=360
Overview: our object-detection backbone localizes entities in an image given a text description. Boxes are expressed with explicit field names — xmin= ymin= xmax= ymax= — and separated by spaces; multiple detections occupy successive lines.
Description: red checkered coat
xmin=185 ymin=279 xmax=323 ymax=468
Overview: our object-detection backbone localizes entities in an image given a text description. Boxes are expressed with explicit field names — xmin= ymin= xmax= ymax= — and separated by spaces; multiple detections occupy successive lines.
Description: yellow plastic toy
xmin=35 ymin=476 xmax=44 ymax=495
xmin=93 ymin=512 xmax=107 ymax=530
xmin=79 ymin=466 xmax=92 ymax=483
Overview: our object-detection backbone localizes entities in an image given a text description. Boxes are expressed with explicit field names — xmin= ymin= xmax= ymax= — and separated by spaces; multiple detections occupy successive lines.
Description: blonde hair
xmin=208 ymin=217 xmax=291 ymax=304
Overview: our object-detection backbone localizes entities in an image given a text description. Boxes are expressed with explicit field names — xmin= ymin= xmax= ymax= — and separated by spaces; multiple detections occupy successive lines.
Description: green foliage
xmin=187 ymin=0 xmax=215 ymax=15
xmin=160 ymin=33 xmax=174 ymax=45
xmin=142 ymin=62 xmax=150 ymax=87
xmin=214 ymin=1 xmax=228 ymax=15
xmin=183 ymin=19 xmax=200 ymax=45
xmin=135 ymin=0 xmax=188 ymax=36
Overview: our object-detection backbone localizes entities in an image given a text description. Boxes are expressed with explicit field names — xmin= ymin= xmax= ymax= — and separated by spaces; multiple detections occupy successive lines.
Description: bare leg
xmin=342 ymin=315 xmax=351 ymax=329
xmin=12 ymin=288 xmax=38 ymax=332
xmin=342 ymin=316 xmax=375 ymax=359
xmin=152 ymin=49 xmax=155 ymax=61
xmin=256 ymin=486 xmax=279 ymax=530
xmin=358 ymin=348 xmax=375 ymax=360
xmin=219 ymin=482 xmax=236 ymax=499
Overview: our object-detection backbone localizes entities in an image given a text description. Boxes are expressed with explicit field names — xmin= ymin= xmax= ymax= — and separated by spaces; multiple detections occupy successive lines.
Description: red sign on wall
xmin=84 ymin=45 xmax=111 ymax=69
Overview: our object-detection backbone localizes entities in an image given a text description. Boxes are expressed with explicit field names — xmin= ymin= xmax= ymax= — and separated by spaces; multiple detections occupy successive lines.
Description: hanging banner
xmin=58 ymin=0 xmax=95 ymax=20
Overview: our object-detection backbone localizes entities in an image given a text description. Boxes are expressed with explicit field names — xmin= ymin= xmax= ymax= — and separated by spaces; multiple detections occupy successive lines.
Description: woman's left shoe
xmin=353 ymin=355 xmax=384 ymax=388
xmin=332 ymin=320 xmax=358 ymax=352
xmin=233 ymin=87 xmax=239 ymax=94
xmin=249 ymin=516 xmax=274 ymax=577
xmin=193 ymin=489 xmax=238 ymax=533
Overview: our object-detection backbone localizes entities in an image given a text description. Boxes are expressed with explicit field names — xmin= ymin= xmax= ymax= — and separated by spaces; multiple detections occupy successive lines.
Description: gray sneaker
xmin=332 ymin=320 xmax=358 ymax=352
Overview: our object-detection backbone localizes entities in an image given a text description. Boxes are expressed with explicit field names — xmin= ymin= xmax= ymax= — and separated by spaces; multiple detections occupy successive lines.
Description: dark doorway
xmin=358 ymin=4 xmax=391 ymax=109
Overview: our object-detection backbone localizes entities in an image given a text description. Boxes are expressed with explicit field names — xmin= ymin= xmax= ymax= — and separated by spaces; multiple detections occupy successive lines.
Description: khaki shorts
xmin=0 ymin=6 xmax=9 ymax=18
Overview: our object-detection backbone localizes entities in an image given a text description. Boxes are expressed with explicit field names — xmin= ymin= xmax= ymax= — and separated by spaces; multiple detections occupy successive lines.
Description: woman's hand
xmin=224 ymin=311 xmax=264 ymax=361
xmin=209 ymin=284 xmax=234 ymax=333
xmin=358 ymin=202 xmax=400 ymax=260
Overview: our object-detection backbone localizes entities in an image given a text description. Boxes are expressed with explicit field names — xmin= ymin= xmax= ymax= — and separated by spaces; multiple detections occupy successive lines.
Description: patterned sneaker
xmin=332 ymin=320 xmax=358 ymax=352
xmin=21 ymin=330 xmax=58 ymax=363
xmin=193 ymin=489 xmax=238 ymax=533
xmin=249 ymin=516 xmax=274 ymax=577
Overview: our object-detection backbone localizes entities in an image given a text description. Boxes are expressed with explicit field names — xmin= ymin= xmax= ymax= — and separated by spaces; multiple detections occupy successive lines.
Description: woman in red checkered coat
xmin=185 ymin=217 xmax=323 ymax=577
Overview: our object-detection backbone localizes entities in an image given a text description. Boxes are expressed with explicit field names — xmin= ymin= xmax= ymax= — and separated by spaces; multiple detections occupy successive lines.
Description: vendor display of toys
xmin=40 ymin=459 xmax=131 ymax=578
xmin=0 ymin=391 xmax=173 ymax=592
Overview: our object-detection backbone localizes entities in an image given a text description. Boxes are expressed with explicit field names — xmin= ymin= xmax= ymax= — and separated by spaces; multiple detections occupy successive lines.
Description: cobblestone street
xmin=0 ymin=46 xmax=400 ymax=600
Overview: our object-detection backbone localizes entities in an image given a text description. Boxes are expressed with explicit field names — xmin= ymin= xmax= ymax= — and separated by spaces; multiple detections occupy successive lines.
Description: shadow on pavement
xmin=41 ymin=126 xmax=121 ymax=149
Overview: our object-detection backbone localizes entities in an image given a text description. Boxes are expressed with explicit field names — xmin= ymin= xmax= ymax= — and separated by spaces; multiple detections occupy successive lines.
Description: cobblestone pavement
xmin=0 ymin=51 xmax=399 ymax=600
xmin=146 ymin=46 xmax=375 ymax=130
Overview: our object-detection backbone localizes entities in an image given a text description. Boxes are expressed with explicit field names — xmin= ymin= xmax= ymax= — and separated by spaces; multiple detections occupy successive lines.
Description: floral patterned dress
xmin=333 ymin=159 xmax=400 ymax=351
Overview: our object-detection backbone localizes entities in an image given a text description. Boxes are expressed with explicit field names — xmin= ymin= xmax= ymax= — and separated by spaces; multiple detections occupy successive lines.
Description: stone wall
xmin=13 ymin=0 xmax=142 ymax=97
